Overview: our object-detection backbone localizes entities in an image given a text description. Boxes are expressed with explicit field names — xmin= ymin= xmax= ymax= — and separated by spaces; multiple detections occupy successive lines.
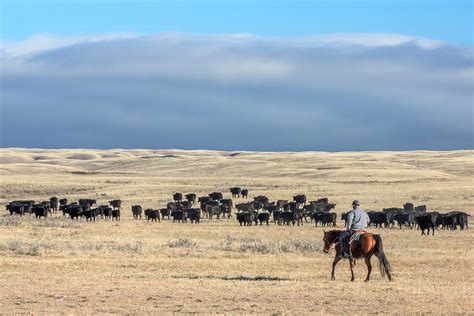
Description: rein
xmin=325 ymin=231 xmax=344 ymax=251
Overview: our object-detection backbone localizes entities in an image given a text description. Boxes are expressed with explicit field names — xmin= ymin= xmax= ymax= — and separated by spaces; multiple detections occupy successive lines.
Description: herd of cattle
xmin=4 ymin=187 xmax=470 ymax=235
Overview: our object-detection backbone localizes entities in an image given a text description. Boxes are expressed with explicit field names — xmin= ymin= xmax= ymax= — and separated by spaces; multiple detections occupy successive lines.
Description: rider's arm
xmin=346 ymin=211 xmax=354 ymax=229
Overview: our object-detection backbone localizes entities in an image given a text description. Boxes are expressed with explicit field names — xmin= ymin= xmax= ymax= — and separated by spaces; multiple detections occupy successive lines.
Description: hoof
xmin=331 ymin=277 xmax=335 ymax=281
xmin=364 ymin=279 xmax=370 ymax=282
xmin=351 ymin=279 xmax=355 ymax=282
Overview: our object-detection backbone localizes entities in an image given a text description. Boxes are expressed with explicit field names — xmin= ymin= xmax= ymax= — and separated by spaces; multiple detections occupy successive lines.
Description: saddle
xmin=349 ymin=230 xmax=367 ymax=245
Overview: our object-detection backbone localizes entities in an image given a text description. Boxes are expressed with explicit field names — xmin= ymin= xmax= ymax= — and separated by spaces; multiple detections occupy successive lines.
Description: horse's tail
xmin=374 ymin=234 xmax=392 ymax=281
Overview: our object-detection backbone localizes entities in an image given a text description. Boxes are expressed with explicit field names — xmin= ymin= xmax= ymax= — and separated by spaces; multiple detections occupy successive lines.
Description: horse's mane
xmin=325 ymin=229 xmax=344 ymax=242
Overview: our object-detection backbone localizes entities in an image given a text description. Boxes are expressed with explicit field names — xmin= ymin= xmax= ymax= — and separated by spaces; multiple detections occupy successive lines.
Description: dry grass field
xmin=0 ymin=148 xmax=473 ymax=314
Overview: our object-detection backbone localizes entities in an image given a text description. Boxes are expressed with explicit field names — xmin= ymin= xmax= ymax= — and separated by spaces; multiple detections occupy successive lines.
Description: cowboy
xmin=339 ymin=200 xmax=369 ymax=258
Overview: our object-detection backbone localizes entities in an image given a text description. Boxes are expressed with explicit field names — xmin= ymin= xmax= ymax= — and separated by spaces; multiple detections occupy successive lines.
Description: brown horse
xmin=323 ymin=230 xmax=392 ymax=282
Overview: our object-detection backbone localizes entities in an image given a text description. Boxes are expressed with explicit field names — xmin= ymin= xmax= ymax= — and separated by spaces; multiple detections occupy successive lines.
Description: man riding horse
xmin=322 ymin=200 xmax=392 ymax=282
xmin=339 ymin=200 xmax=369 ymax=258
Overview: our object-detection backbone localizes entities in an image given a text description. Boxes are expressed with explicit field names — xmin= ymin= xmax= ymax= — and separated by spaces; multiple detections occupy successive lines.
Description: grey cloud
xmin=1 ymin=33 xmax=472 ymax=151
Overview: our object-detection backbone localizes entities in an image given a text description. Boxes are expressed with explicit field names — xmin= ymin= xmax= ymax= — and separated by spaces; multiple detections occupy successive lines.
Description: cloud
xmin=1 ymin=32 xmax=472 ymax=151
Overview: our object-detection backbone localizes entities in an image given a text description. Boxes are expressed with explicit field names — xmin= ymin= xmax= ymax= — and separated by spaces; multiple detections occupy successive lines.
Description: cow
xmin=206 ymin=204 xmax=222 ymax=220
xmin=254 ymin=196 xmax=269 ymax=206
xmin=281 ymin=211 xmax=296 ymax=226
xmin=171 ymin=210 xmax=186 ymax=223
xmin=79 ymin=199 xmax=96 ymax=208
xmin=236 ymin=202 xmax=254 ymax=213
xmin=368 ymin=211 xmax=391 ymax=228
xmin=209 ymin=192 xmax=223 ymax=201
xmin=230 ymin=187 xmax=241 ymax=198
xmin=293 ymin=194 xmax=307 ymax=206
xmin=32 ymin=205 xmax=48 ymax=219
xmin=50 ymin=197 xmax=59 ymax=213
xmin=241 ymin=189 xmax=249 ymax=198
xmin=185 ymin=193 xmax=197 ymax=204
xmin=198 ymin=196 xmax=211 ymax=204
xmin=341 ymin=212 xmax=348 ymax=227
xmin=437 ymin=213 xmax=457 ymax=230
xmin=145 ymin=209 xmax=160 ymax=222
xmin=59 ymin=198 xmax=68 ymax=206
xmin=415 ymin=205 xmax=427 ymax=213
xmin=81 ymin=208 xmax=97 ymax=222
xmin=449 ymin=211 xmax=469 ymax=230
xmin=236 ymin=211 xmax=255 ymax=226
xmin=6 ymin=203 xmax=25 ymax=216
xmin=98 ymin=205 xmax=112 ymax=220
xmin=159 ymin=208 xmax=171 ymax=220
xmin=132 ymin=205 xmax=142 ymax=220
xmin=109 ymin=199 xmax=122 ymax=210
xmin=309 ymin=198 xmax=336 ymax=213
xmin=313 ymin=212 xmax=337 ymax=227
xmin=67 ymin=204 xmax=82 ymax=220
xmin=112 ymin=209 xmax=121 ymax=221
xmin=220 ymin=204 xmax=232 ymax=218
xmin=256 ymin=212 xmax=270 ymax=225
xmin=415 ymin=212 xmax=438 ymax=235
xmin=40 ymin=201 xmax=52 ymax=215
xmin=403 ymin=203 xmax=415 ymax=212
xmin=273 ymin=210 xmax=283 ymax=225
xmin=185 ymin=208 xmax=201 ymax=224
xmin=173 ymin=192 xmax=183 ymax=202
xmin=394 ymin=212 xmax=416 ymax=229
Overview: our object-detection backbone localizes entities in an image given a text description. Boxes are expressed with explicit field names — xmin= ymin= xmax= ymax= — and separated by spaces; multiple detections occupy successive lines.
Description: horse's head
xmin=322 ymin=230 xmax=341 ymax=253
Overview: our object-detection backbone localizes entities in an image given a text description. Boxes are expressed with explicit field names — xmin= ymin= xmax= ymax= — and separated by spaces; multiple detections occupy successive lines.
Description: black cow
xmin=50 ymin=197 xmax=59 ymax=213
xmin=220 ymin=204 xmax=232 ymax=218
xmin=112 ymin=209 xmax=121 ymax=221
xmin=159 ymin=208 xmax=170 ymax=220
xmin=415 ymin=212 xmax=438 ymax=235
xmin=79 ymin=199 xmax=96 ymax=208
xmin=236 ymin=202 xmax=254 ymax=213
xmin=254 ymin=196 xmax=269 ymax=206
xmin=230 ymin=187 xmax=241 ymax=197
xmin=236 ymin=211 xmax=255 ymax=226
xmin=32 ymin=205 xmax=48 ymax=219
xmin=171 ymin=210 xmax=186 ymax=223
xmin=241 ymin=189 xmax=249 ymax=198
xmin=109 ymin=199 xmax=122 ymax=210
xmin=415 ymin=205 xmax=427 ymax=213
xmin=82 ymin=208 xmax=97 ymax=222
xmin=145 ymin=209 xmax=160 ymax=222
xmin=59 ymin=198 xmax=68 ymax=206
xmin=309 ymin=198 xmax=336 ymax=212
xmin=281 ymin=211 xmax=296 ymax=226
xmin=293 ymin=194 xmax=307 ymax=206
xmin=449 ymin=211 xmax=469 ymax=230
xmin=185 ymin=193 xmax=197 ymax=204
xmin=313 ymin=212 xmax=336 ymax=227
xmin=206 ymin=204 xmax=222 ymax=220
xmin=198 ymin=196 xmax=211 ymax=204
xmin=98 ymin=205 xmax=112 ymax=220
xmin=437 ymin=213 xmax=457 ymax=230
xmin=209 ymin=192 xmax=223 ymax=201
xmin=132 ymin=205 xmax=142 ymax=219
xmin=394 ymin=212 xmax=415 ymax=229
xmin=67 ymin=204 xmax=82 ymax=220
xmin=341 ymin=212 xmax=348 ymax=226
xmin=368 ymin=211 xmax=391 ymax=228
xmin=185 ymin=208 xmax=201 ymax=224
xmin=273 ymin=210 xmax=283 ymax=225
xmin=404 ymin=203 xmax=415 ymax=212
xmin=256 ymin=212 xmax=270 ymax=225
xmin=173 ymin=192 xmax=183 ymax=202
xmin=6 ymin=203 xmax=25 ymax=216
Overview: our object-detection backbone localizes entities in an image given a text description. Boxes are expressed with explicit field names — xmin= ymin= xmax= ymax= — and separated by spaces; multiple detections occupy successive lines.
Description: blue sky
xmin=0 ymin=1 xmax=472 ymax=150
xmin=1 ymin=0 xmax=473 ymax=44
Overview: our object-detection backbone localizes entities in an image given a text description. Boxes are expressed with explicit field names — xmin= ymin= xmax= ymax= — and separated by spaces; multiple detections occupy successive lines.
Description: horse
xmin=322 ymin=230 xmax=392 ymax=282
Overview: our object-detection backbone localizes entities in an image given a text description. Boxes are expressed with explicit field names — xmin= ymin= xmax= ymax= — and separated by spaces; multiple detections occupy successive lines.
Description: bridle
xmin=323 ymin=232 xmax=343 ymax=253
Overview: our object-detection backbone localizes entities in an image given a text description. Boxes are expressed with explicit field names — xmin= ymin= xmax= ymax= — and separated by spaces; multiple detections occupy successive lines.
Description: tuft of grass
xmin=219 ymin=236 xmax=322 ymax=254
xmin=2 ymin=240 xmax=54 ymax=256
xmin=0 ymin=216 xmax=22 ymax=227
xmin=167 ymin=238 xmax=196 ymax=248
xmin=111 ymin=241 xmax=143 ymax=253
xmin=33 ymin=217 xmax=81 ymax=228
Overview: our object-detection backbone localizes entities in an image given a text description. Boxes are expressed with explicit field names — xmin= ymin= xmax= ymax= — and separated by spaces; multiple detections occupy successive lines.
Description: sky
xmin=0 ymin=1 xmax=473 ymax=151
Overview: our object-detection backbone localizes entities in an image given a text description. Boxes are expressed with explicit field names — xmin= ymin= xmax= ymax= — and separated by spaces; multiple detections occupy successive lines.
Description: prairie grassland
xmin=0 ymin=148 xmax=473 ymax=314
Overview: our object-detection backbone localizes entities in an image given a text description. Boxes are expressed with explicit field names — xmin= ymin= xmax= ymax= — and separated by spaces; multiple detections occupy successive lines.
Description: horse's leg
xmin=331 ymin=256 xmax=341 ymax=281
xmin=364 ymin=255 xmax=373 ymax=282
xmin=349 ymin=259 xmax=356 ymax=282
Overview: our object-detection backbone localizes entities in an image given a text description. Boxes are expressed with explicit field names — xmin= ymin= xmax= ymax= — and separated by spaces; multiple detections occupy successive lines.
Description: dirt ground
xmin=0 ymin=148 xmax=473 ymax=314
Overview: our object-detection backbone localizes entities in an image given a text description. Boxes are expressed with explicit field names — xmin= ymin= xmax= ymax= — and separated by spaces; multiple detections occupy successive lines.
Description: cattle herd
xmin=4 ymin=187 xmax=470 ymax=235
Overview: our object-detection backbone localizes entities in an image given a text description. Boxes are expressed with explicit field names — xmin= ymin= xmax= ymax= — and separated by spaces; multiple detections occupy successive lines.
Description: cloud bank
xmin=1 ymin=32 xmax=472 ymax=151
